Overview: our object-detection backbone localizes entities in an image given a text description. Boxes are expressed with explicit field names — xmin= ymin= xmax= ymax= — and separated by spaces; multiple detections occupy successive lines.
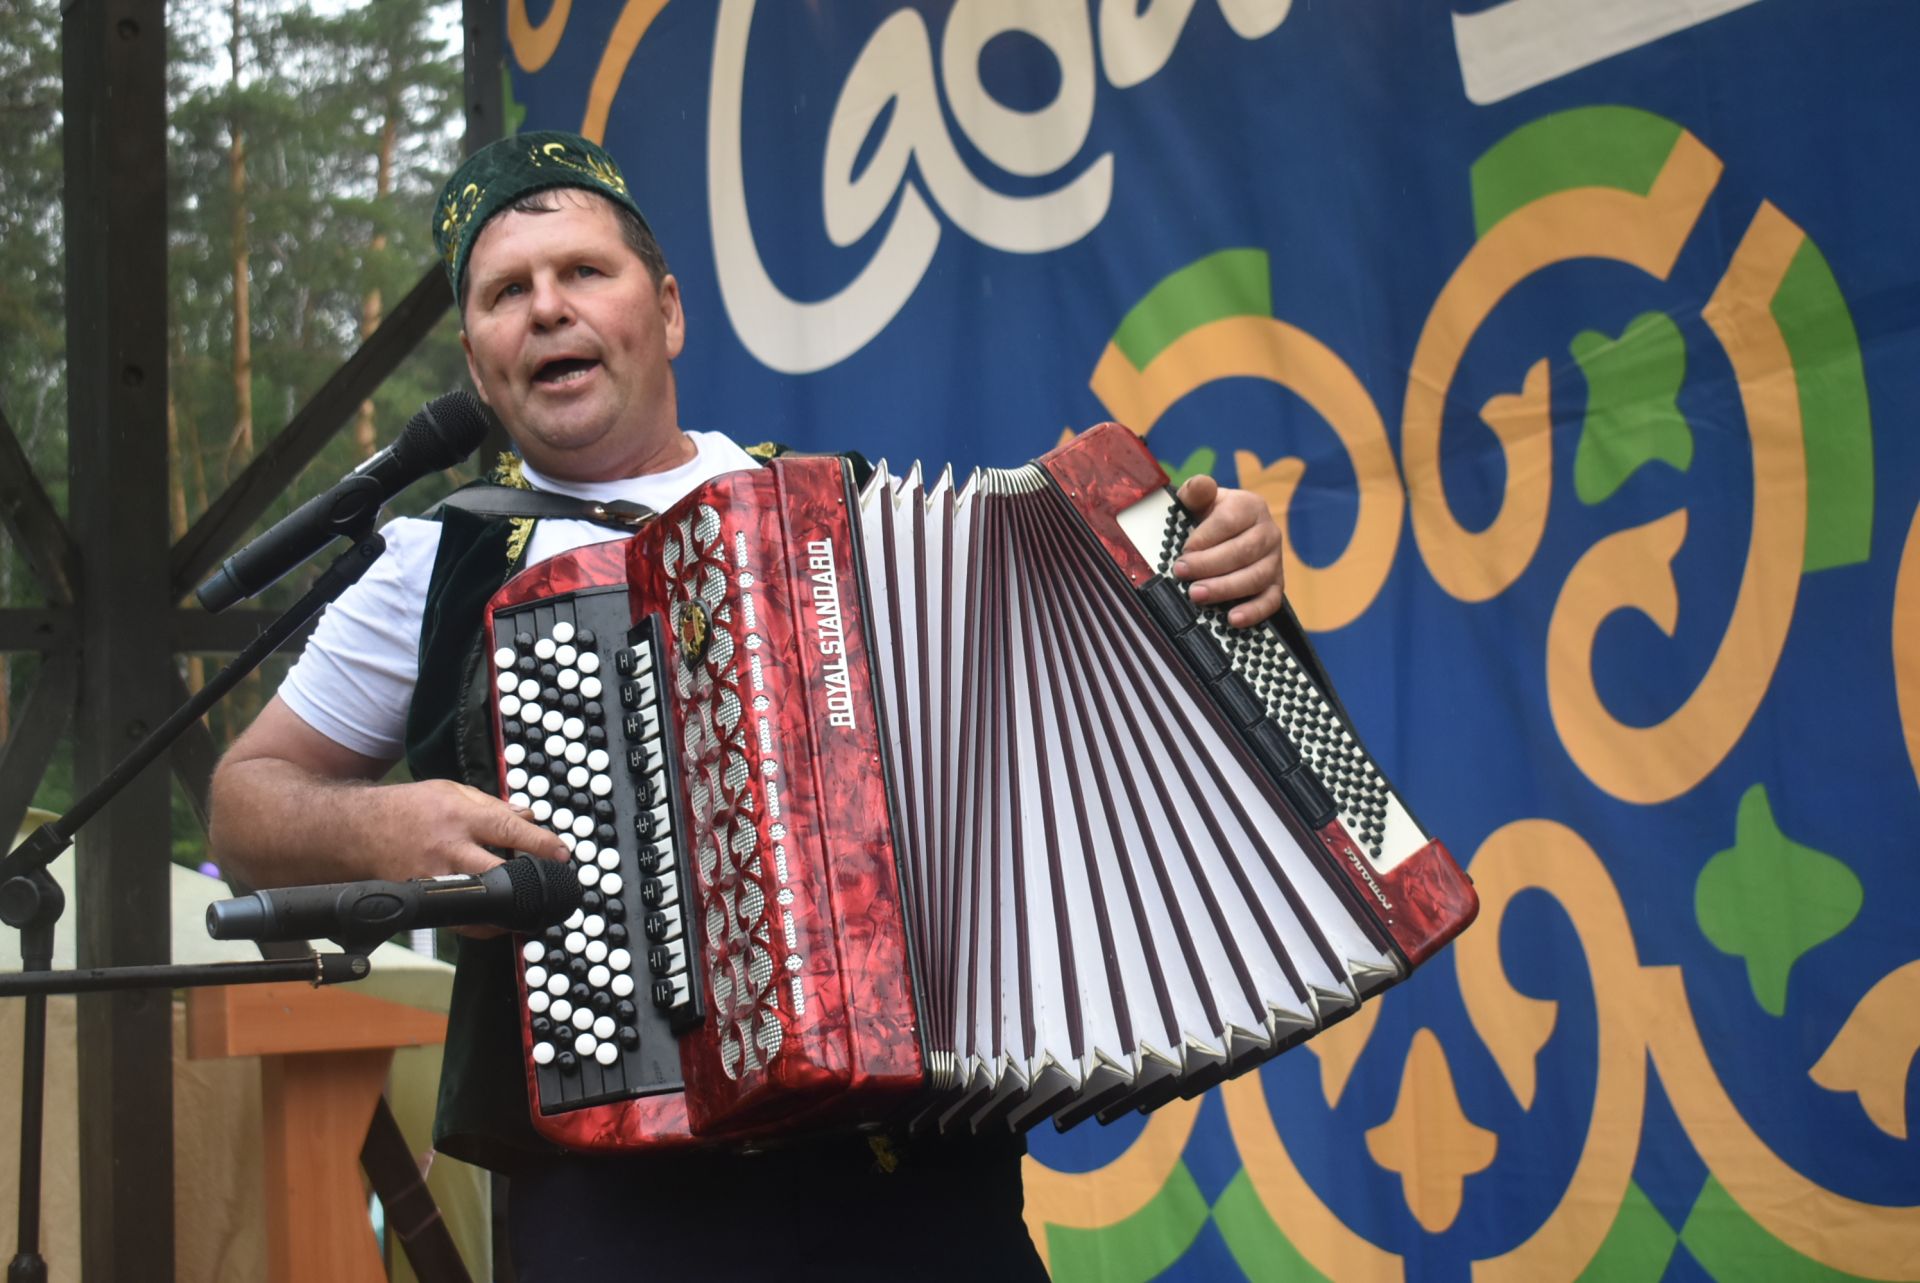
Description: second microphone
xmin=206 ymin=857 xmax=582 ymax=952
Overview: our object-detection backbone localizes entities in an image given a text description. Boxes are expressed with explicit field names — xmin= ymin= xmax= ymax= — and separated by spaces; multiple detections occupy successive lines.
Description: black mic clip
xmin=312 ymin=473 xmax=386 ymax=540
xmin=196 ymin=473 xmax=386 ymax=614
xmin=321 ymin=879 xmax=428 ymax=954
xmin=205 ymin=858 xmax=582 ymax=952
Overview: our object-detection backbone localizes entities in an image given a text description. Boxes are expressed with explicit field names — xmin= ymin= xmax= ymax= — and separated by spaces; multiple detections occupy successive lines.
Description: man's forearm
xmin=210 ymin=748 xmax=572 ymax=892
xmin=209 ymin=757 xmax=404 ymax=889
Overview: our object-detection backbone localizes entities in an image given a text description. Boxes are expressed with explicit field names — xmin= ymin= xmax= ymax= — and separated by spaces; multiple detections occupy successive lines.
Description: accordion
xmin=484 ymin=424 xmax=1477 ymax=1150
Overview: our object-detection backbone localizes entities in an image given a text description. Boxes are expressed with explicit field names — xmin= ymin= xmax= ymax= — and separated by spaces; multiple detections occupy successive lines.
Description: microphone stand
xmin=0 ymin=526 xmax=387 ymax=1283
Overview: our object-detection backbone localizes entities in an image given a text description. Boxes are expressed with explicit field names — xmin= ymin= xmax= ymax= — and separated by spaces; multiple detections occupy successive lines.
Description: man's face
xmin=460 ymin=191 xmax=685 ymax=481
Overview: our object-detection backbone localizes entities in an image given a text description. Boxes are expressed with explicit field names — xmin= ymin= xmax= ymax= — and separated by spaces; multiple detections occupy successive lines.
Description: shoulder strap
xmin=428 ymin=485 xmax=655 ymax=529
xmin=429 ymin=442 xmax=867 ymax=528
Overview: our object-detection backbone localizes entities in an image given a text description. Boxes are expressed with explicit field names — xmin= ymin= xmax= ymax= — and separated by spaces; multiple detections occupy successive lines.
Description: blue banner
xmin=509 ymin=2 xmax=1920 ymax=1277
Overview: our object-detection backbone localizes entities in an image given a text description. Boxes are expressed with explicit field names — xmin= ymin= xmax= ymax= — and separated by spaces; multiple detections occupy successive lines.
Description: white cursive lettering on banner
xmin=1099 ymin=0 xmax=1293 ymax=88
xmin=1452 ymin=0 xmax=1764 ymax=105
xmin=709 ymin=0 xmax=942 ymax=375
xmin=709 ymin=0 xmax=1115 ymax=374
xmin=710 ymin=0 xmax=1296 ymax=374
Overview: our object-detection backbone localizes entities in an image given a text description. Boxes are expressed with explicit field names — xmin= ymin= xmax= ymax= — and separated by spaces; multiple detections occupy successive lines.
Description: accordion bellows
xmin=484 ymin=424 xmax=1478 ymax=1151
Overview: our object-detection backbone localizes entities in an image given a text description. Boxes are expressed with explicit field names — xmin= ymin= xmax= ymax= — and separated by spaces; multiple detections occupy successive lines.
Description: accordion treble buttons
xmin=651 ymin=975 xmax=690 ymax=1010
xmin=489 ymin=573 xmax=703 ymax=1124
xmin=633 ymin=802 xmax=671 ymax=840
xmin=645 ymin=906 xmax=681 ymax=943
xmin=614 ymin=643 xmax=651 ymax=677
xmin=647 ymin=940 xmax=685 ymax=975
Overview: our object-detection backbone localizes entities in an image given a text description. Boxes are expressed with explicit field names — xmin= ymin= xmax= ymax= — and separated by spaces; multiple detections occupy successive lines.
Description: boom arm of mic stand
xmin=0 ymin=527 xmax=389 ymax=905
xmin=0 ymin=527 xmax=387 ymax=1283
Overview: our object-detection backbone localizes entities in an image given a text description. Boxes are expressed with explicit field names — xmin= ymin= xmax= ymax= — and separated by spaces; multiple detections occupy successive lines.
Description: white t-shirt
xmin=280 ymin=430 xmax=758 ymax=760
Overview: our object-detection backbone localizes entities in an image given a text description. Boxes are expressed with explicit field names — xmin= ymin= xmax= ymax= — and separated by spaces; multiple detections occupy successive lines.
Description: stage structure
xmin=0 ymin=2 xmax=508 ymax=1279
xmin=502 ymin=3 xmax=1920 ymax=1281
xmin=8 ymin=3 xmax=1920 ymax=1281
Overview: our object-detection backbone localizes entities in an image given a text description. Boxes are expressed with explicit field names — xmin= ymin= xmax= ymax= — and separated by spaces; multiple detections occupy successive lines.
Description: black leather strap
xmin=429 ymin=485 xmax=656 ymax=529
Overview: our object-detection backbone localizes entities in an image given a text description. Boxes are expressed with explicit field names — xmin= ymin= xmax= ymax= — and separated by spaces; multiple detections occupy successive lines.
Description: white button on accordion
xmin=484 ymin=424 xmax=1478 ymax=1150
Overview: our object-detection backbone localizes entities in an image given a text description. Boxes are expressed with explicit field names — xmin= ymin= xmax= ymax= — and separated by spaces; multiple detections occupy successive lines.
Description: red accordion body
xmin=484 ymin=425 xmax=1477 ymax=1151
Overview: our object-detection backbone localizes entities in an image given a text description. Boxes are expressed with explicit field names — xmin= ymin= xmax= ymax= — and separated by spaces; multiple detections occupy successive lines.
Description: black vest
xmin=405 ymin=500 xmax=562 ymax=1170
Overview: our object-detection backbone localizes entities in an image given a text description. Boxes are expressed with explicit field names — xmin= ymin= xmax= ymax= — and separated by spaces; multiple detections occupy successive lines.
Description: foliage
xmin=0 ymin=0 xmax=66 ymax=513
xmin=0 ymin=0 xmax=471 ymax=867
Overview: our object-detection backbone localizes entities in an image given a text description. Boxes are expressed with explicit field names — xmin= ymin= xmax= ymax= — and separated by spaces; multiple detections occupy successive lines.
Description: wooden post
xmin=62 ymin=1 xmax=176 ymax=1277
xmin=186 ymin=981 xmax=451 ymax=1283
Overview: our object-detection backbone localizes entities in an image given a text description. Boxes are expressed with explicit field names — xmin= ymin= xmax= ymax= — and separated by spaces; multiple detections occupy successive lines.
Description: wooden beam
xmin=0 ymin=649 xmax=77 ymax=847
xmin=168 ymin=264 xmax=452 ymax=601
xmin=186 ymin=981 xmax=448 ymax=1059
xmin=0 ymin=608 xmax=73 ymax=654
xmin=166 ymin=671 xmax=220 ymax=834
xmin=63 ymin=1 xmax=175 ymax=1277
xmin=186 ymin=983 xmax=453 ymax=1283
xmin=0 ymin=400 xmax=77 ymax=606
xmin=462 ymin=0 xmax=513 ymax=471
xmin=463 ymin=0 xmax=505 ymax=155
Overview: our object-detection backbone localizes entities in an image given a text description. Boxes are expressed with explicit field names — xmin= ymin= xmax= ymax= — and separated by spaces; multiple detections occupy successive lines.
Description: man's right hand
xmin=345 ymin=777 xmax=572 ymax=882
xmin=209 ymin=695 xmax=570 ymax=891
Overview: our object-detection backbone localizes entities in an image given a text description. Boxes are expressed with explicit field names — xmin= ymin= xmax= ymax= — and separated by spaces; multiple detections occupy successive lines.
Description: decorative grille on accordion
xmin=484 ymin=424 xmax=1478 ymax=1151
xmin=662 ymin=504 xmax=788 ymax=1082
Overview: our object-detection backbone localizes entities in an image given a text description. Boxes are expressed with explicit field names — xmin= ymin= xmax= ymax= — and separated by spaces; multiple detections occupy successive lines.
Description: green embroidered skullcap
xmin=433 ymin=130 xmax=653 ymax=300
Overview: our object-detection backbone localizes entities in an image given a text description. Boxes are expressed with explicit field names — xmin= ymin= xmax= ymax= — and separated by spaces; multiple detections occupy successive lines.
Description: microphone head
xmin=396 ymin=390 xmax=493 ymax=474
xmin=500 ymin=856 xmax=584 ymax=930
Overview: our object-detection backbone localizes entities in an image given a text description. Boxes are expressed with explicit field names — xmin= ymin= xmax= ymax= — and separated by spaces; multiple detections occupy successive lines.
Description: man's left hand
xmin=1172 ymin=475 xmax=1285 ymax=628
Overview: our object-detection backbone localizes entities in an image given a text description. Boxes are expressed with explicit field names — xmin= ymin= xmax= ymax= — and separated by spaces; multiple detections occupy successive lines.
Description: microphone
xmin=195 ymin=390 xmax=493 ymax=613
xmin=205 ymin=857 xmax=583 ymax=951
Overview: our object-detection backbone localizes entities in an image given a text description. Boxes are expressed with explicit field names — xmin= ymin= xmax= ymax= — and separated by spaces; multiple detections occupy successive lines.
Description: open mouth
xmin=532 ymin=357 xmax=600 ymax=386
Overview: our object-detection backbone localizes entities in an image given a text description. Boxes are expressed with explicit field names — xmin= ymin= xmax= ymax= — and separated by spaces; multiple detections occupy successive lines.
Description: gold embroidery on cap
xmin=532 ymin=140 xmax=630 ymax=197
xmin=439 ymin=182 xmax=485 ymax=267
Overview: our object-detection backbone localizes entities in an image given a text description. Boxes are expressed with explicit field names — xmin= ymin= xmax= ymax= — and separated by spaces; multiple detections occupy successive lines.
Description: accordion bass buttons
xmin=1138 ymin=573 xmax=1341 ymax=830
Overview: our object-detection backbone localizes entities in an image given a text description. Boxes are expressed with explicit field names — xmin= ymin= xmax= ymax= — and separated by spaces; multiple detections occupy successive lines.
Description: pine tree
xmin=0 ymin=0 xmax=66 ymax=753
xmin=0 ymin=0 xmax=468 ymax=858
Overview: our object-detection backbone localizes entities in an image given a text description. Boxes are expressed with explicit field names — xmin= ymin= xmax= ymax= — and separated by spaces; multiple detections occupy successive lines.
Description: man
xmin=210 ymin=131 xmax=1285 ymax=1279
